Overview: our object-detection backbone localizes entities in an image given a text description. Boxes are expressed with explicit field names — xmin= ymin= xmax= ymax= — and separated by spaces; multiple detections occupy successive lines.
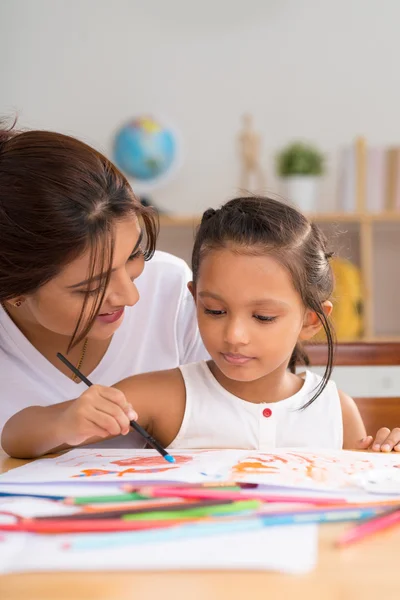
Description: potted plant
xmin=276 ymin=142 xmax=324 ymax=212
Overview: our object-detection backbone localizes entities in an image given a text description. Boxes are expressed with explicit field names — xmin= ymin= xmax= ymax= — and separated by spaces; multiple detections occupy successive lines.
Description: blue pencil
xmin=64 ymin=507 xmax=384 ymax=551
xmin=0 ymin=491 xmax=65 ymax=500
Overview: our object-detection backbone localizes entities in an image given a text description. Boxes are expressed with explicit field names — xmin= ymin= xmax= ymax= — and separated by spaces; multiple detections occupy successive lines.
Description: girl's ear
xmin=299 ymin=301 xmax=333 ymax=341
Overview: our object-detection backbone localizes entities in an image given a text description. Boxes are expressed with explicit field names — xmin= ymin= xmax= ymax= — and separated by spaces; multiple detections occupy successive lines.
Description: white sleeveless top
xmin=170 ymin=361 xmax=343 ymax=450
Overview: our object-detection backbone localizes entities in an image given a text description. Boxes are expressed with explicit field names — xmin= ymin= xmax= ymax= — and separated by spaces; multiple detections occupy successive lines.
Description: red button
xmin=262 ymin=408 xmax=272 ymax=418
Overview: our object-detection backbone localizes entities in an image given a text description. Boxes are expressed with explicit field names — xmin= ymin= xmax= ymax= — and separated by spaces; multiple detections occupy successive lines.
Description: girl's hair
xmin=0 ymin=121 xmax=158 ymax=349
xmin=192 ymin=196 xmax=335 ymax=407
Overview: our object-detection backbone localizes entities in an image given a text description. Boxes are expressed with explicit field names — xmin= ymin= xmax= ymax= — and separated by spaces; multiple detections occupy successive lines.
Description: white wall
xmin=1 ymin=0 xmax=400 ymax=215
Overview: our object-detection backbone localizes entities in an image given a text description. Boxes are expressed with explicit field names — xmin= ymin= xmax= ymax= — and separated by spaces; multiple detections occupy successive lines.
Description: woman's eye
xmin=204 ymin=309 xmax=226 ymax=316
xmin=128 ymin=248 xmax=143 ymax=261
xmin=75 ymin=285 xmax=105 ymax=296
xmin=254 ymin=315 xmax=277 ymax=323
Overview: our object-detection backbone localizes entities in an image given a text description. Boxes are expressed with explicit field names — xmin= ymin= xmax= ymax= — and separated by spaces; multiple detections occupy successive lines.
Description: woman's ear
xmin=187 ymin=281 xmax=196 ymax=301
xmin=299 ymin=301 xmax=333 ymax=341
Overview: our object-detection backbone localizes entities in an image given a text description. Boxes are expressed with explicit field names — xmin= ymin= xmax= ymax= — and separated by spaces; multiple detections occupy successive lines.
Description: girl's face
xmin=16 ymin=216 xmax=144 ymax=340
xmin=193 ymin=247 xmax=322 ymax=382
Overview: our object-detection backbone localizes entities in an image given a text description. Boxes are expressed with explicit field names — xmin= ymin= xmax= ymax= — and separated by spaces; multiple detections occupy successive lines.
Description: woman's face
xmin=17 ymin=216 xmax=145 ymax=340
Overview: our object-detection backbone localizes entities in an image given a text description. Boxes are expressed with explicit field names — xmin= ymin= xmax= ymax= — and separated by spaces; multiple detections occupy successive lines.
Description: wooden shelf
xmin=158 ymin=212 xmax=400 ymax=227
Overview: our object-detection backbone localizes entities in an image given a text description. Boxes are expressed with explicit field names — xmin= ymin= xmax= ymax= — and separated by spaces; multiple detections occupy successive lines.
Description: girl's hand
xmin=355 ymin=428 xmax=400 ymax=452
xmin=58 ymin=385 xmax=138 ymax=446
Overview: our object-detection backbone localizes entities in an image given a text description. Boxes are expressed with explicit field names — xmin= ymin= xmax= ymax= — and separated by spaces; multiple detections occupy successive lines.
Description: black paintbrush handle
xmin=129 ymin=420 xmax=168 ymax=457
xmin=56 ymin=353 xmax=171 ymax=460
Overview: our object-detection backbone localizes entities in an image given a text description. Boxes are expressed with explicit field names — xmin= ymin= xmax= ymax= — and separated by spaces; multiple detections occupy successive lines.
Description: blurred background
xmin=1 ymin=0 xmax=400 ymax=392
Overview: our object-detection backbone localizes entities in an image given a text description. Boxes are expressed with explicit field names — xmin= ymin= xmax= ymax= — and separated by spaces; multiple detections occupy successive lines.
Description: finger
xmin=123 ymin=404 xmax=138 ymax=422
xmin=84 ymin=421 xmax=112 ymax=440
xmin=93 ymin=400 xmax=132 ymax=435
xmin=88 ymin=408 xmax=126 ymax=437
xmin=355 ymin=436 xmax=373 ymax=450
xmin=394 ymin=443 xmax=400 ymax=452
xmin=97 ymin=386 xmax=128 ymax=407
xmin=372 ymin=427 xmax=391 ymax=451
xmin=96 ymin=386 xmax=137 ymax=420
xmin=380 ymin=428 xmax=400 ymax=452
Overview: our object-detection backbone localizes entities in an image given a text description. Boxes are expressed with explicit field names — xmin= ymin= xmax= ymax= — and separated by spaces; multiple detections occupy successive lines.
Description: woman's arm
xmin=1 ymin=368 xmax=185 ymax=459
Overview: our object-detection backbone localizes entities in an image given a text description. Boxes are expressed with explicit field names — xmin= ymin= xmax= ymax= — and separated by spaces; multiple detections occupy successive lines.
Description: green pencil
xmin=122 ymin=500 xmax=261 ymax=521
xmin=67 ymin=492 xmax=145 ymax=505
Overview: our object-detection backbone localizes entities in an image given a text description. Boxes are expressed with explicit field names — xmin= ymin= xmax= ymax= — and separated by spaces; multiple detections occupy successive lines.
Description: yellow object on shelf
xmin=315 ymin=257 xmax=364 ymax=342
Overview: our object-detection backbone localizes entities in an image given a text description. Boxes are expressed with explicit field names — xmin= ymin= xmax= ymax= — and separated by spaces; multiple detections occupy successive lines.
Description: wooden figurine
xmin=238 ymin=113 xmax=264 ymax=191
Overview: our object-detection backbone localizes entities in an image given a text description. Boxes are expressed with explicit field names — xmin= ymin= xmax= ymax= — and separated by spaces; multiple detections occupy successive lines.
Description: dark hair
xmin=0 ymin=121 xmax=158 ymax=349
xmin=192 ymin=196 xmax=335 ymax=407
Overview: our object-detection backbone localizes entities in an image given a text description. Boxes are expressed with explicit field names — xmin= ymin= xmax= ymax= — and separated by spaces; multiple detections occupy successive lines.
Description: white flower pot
xmin=283 ymin=176 xmax=319 ymax=213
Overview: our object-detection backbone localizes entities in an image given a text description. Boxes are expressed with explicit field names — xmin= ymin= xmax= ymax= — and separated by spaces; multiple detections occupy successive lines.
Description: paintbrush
xmin=57 ymin=352 xmax=175 ymax=463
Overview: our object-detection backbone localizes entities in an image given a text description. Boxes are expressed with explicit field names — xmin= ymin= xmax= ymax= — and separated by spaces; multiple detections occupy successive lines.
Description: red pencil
xmin=140 ymin=486 xmax=346 ymax=506
xmin=336 ymin=509 xmax=400 ymax=547
xmin=0 ymin=517 xmax=197 ymax=534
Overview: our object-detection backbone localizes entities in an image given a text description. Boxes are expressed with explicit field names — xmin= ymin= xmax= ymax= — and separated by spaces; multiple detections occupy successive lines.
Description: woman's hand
xmin=58 ymin=385 xmax=138 ymax=446
xmin=355 ymin=428 xmax=400 ymax=452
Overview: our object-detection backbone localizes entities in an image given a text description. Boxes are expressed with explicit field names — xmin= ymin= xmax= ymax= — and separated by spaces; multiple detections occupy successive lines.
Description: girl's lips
xmin=96 ymin=308 xmax=125 ymax=324
xmin=221 ymin=353 xmax=254 ymax=365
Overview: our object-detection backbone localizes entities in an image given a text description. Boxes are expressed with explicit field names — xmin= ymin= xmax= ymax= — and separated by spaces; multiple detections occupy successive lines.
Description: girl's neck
xmin=207 ymin=360 xmax=305 ymax=404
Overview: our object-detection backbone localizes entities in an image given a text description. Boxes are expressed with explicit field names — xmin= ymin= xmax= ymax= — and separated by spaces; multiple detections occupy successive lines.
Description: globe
xmin=113 ymin=117 xmax=179 ymax=191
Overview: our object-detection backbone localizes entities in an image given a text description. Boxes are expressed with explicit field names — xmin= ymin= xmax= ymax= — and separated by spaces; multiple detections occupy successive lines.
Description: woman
xmin=0 ymin=124 xmax=207 ymax=448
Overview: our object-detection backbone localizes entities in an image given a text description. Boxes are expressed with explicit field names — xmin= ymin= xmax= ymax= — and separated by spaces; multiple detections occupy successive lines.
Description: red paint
xmin=111 ymin=455 xmax=192 ymax=467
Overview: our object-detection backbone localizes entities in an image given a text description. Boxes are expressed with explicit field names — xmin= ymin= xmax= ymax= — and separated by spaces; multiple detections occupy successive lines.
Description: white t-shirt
xmin=0 ymin=251 xmax=208 ymax=448
xmin=170 ymin=362 xmax=343 ymax=450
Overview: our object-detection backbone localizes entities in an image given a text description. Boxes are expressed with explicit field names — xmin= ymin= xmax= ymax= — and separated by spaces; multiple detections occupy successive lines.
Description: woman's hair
xmin=0 ymin=121 xmax=158 ymax=349
xmin=192 ymin=196 xmax=335 ymax=407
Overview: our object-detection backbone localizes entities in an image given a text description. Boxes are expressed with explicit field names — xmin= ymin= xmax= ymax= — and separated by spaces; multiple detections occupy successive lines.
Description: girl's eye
xmin=254 ymin=315 xmax=277 ymax=323
xmin=204 ymin=309 xmax=226 ymax=316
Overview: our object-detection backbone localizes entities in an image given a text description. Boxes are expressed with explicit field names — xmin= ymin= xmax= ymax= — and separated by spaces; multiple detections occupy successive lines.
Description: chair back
xmin=305 ymin=343 xmax=400 ymax=433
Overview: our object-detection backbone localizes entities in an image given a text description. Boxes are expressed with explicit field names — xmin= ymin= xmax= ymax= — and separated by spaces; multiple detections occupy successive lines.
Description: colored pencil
xmin=63 ymin=518 xmax=271 ymax=550
xmin=56 ymin=352 xmax=174 ymax=463
xmin=66 ymin=492 xmax=145 ymax=505
xmin=141 ymin=485 xmax=347 ymax=506
xmin=123 ymin=500 xmax=260 ymax=521
xmin=0 ymin=517 xmax=195 ymax=534
xmin=336 ymin=508 xmax=400 ymax=547
xmin=37 ymin=499 xmax=236 ymax=521
xmin=0 ymin=491 xmax=65 ymax=500
xmin=64 ymin=506 xmax=380 ymax=552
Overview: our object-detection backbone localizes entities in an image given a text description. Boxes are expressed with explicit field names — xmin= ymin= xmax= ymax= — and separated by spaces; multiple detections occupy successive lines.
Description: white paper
xmin=2 ymin=448 xmax=400 ymax=493
xmin=0 ymin=524 xmax=318 ymax=574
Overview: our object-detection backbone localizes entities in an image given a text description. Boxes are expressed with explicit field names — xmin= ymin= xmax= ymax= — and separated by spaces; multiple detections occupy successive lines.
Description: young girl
xmin=3 ymin=196 xmax=400 ymax=457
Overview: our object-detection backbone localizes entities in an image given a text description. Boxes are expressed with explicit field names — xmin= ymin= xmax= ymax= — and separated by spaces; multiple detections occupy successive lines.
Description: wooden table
xmin=0 ymin=454 xmax=399 ymax=600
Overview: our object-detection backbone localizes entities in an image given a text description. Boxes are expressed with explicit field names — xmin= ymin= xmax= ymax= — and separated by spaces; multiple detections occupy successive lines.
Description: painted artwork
xmin=230 ymin=450 xmax=400 ymax=490
xmin=0 ymin=449 xmax=236 ymax=484
xmin=1 ymin=448 xmax=400 ymax=491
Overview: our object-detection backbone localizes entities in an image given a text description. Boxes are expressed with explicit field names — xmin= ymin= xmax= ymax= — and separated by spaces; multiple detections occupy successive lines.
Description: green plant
xmin=276 ymin=142 xmax=324 ymax=177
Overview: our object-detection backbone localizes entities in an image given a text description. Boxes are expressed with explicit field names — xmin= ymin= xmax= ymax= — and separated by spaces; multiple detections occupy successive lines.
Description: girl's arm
xmin=340 ymin=390 xmax=400 ymax=451
xmin=1 ymin=369 xmax=185 ymax=458
xmin=339 ymin=390 xmax=367 ymax=449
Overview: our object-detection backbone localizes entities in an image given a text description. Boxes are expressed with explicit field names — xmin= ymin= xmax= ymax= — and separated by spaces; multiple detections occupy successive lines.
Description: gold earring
xmin=14 ymin=300 xmax=23 ymax=308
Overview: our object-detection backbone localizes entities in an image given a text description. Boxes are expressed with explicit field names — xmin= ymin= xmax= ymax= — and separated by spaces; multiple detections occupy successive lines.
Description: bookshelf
xmin=156 ymin=212 xmax=400 ymax=342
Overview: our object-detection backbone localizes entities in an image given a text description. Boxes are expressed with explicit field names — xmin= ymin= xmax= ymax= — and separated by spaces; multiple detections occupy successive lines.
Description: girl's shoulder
xmin=115 ymin=367 xmax=185 ymax=398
